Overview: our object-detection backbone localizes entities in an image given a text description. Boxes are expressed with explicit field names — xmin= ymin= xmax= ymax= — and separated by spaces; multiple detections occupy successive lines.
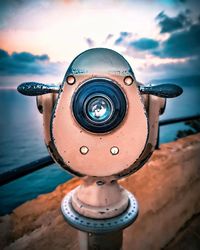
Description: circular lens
xmin=85 ymin=95 xmax=113 ymax=124
xmin=72 ymin=79 xmax=127 ymax=133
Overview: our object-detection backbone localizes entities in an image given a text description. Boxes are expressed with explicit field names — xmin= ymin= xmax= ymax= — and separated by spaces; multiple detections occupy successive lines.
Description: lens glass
xmin=86 ymin=96 xmax=113 ymax=124
xmin=72 ymin=79 xmax=127 ymax=133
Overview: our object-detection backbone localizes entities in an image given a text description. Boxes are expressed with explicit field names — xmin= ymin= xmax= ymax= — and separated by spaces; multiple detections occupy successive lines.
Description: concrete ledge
xmin=0 ymin=133 xmax=200 ymax=250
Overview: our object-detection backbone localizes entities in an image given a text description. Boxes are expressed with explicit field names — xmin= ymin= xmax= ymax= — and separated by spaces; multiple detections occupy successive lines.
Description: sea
xmin=0 ymin=76 xmax=200 ymax=215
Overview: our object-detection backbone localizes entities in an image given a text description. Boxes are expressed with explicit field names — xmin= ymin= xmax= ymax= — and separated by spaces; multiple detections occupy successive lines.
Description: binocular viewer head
xmin=18 ymin=48 xmax=182 ymax=179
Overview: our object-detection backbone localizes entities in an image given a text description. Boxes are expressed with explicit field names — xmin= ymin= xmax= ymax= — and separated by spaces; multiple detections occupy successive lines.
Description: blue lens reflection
xmin=86 ymin=96 xmax=113 ymax=123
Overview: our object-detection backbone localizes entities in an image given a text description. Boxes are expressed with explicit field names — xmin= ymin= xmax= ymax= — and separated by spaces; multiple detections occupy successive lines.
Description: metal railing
xmin=0 ymin=114 xmax=199 ymax=187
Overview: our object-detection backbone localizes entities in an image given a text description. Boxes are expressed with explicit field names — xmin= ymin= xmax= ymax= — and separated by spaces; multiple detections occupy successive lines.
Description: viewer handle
xmin=17 ymin=82 xmax=60 ymax=96
xmin=139 ymin=84 xmax=183 ymax=98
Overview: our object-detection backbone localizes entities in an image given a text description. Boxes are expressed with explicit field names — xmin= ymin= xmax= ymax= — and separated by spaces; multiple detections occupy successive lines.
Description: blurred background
xmin=0 ymin=0 xmax=199 ymax=215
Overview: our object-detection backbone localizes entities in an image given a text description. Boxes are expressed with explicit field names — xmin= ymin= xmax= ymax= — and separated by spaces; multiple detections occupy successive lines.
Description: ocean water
xmin=0 ymin=76 xmax=199 ymax=215
xmin=0 ymin=91 xmax=73 ymax=215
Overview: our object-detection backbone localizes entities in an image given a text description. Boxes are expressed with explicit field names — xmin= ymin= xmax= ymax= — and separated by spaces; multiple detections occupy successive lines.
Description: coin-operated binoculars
xmin=18 ymin=48 xmax=182 ymax=250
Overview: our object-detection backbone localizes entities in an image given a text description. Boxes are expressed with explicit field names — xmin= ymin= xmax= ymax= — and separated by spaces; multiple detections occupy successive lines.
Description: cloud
xmin=85 ymin=38 xmax=95 ymax=48
xmin=157 ymin=0 xmax=187 ymax=6
xmin=12 ymin=52 xmax=49 ymax=62
xmin=112 ymin=10 xmax=200 ymax=80
xmin=103 ymin=34 xmax=114 ymax=44
xmin=147 ymin=57 xmax=200 ymax=79
xmin=114 ymin=32 xmax=132 ymax=45
xmin=0 ymin=49 xmax=9 ymax=58
xmin=129 ymin=38 xmax=159 ymax=51
xmin=115 ymin=32 xmax=159 ymax=52
xmin=0 ymin=49 xmax=61 ymax=75
xmin=156 ymin=10 xmax=191 ymax=33
xmin=154 ymin=22 xmax=200 ymax=58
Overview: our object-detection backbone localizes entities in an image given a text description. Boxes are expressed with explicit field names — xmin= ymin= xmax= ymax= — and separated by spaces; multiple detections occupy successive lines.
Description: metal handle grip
xmin=139 ymin=84 xmax=183 ymax=98
xmin=17 ymin=82 xmax=60 ymax=96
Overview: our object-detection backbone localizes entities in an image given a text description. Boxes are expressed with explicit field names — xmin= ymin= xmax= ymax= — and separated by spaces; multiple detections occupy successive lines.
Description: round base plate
xmin=61 ymin=188 xmax=138 ymax=233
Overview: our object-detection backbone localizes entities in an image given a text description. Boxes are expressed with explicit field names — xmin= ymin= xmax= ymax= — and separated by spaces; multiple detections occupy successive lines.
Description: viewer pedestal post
xmin=61 ymin=184 xmax=138 ymax=250
xmin=78 ymin=230 xmax=123 ymax=250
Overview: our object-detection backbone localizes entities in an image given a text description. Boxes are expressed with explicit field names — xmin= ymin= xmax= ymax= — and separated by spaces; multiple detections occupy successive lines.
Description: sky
xmin=0 ymin=0 xmax=200 ymax=87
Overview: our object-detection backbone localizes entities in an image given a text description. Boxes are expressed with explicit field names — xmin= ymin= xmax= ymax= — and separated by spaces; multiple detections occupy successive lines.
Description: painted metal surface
xmin=65 ymin=48 xmax=134 ymax=76
xmin=61 ymin=187 xmax=138 ymax=233
xmin=29 ymin=49 xmax=171 ymax=180
xmin=15 ymin=48 xmax=183 ymax=243
xmin=48 ymin=49 xmax=149 ymax=177
xmin=51 ymin=73 xmax=148 ymax=177
xmin=72 ymin=177 xmax=129 ymax=219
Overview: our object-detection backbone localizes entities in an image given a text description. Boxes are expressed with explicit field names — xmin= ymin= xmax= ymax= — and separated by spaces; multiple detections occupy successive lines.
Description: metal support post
xmin=78 ymin=230 xmax=123 ymax=250
xmin=61 ymin=188 xmax=138 ymax=250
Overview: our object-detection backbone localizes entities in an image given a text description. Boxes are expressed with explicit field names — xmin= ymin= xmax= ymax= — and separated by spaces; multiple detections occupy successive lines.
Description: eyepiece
xmin=84 ymin=94 xmax=114 ymax=125
xmin=72 ymin=79 xmax=127 ymax=133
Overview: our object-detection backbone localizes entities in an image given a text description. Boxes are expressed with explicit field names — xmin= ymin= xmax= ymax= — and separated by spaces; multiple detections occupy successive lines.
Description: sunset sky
xmin=0 ymin=0 xmax=199 ymax=87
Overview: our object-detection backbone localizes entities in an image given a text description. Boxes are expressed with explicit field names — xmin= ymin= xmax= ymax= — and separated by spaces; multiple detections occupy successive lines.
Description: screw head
xmin=80 ymin=146 xmax=89 ymax=155
xmin=124 ymin=76 xmax=134 ymax=86
xmin=110 ymin=146 xmax=119 ymax=155
xmin=66 ymin=75 xmax=76 ymax=85
xmin=96 ymin=180 xmax=105 ymax=185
